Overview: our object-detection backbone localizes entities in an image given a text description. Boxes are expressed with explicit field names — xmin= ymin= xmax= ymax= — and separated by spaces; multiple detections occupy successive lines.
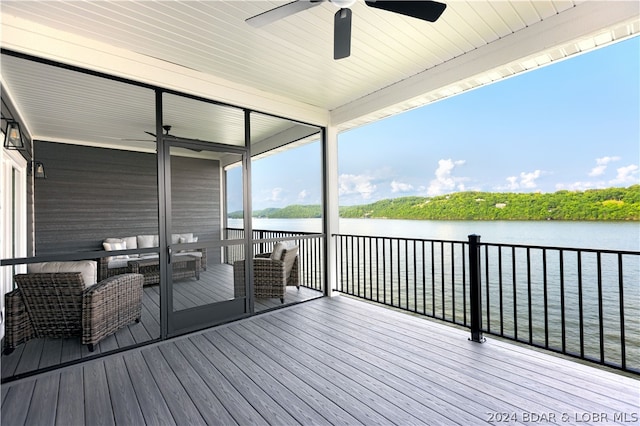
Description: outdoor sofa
xmin=99 ymin=233 xmax=206 ymax=283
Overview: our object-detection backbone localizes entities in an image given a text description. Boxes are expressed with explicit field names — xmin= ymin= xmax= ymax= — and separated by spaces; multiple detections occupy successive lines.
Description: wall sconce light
xmin=3 ymin=120 xmax=26 ymax=151
xmin=32 ymin=161 xmax=47 ymax=179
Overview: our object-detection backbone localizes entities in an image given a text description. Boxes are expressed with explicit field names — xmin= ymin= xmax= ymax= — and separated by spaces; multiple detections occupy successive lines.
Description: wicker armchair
xmin=233 ymin=247 xmax=299 ymax=303
xmin=3 ymin=272 xmax=144 ymax=354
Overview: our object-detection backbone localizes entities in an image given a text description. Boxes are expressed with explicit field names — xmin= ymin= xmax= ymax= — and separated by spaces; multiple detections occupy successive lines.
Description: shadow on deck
xmin=2 ymin=295 xmax=638 ymax=425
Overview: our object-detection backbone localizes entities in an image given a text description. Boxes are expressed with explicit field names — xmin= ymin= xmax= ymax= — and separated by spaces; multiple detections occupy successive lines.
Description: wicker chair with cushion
xmin=3 ymin=271 xmax=144 ymax=354
xmin=233 ymin=244 xmax=299 ymax=303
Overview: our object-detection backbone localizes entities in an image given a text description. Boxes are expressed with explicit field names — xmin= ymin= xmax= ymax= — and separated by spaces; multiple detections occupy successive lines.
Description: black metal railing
xmin=334 ymin=233 xmax=639 ymax=374
xmin=225 ymin=228 xmax=325 ymax=292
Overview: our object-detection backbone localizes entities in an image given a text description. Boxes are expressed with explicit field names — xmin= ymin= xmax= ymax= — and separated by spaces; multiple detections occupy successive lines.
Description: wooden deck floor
xmin=2 ymin=295 xmax=637 ymax=425
xmin=1 ymin=264 xmax=323 ymax=381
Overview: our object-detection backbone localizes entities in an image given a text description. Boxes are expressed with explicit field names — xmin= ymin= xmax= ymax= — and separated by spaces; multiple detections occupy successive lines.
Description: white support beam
xmin=250 ymin=124 xmax=321 ymax=159
xmin=323 ymin=125 xmax=340 ymax=297
xmin=331 ymin=1 xmax=640 ymax=130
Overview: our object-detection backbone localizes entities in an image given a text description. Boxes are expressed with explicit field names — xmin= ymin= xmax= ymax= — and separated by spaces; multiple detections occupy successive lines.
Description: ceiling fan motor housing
xmin=331 ymin=0 xmax=357 ymax=8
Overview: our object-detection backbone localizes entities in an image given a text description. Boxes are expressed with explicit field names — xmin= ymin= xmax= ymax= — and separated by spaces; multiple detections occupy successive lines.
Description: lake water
xmin=230 ymin=217 xmax=639 ymax=370
xmin=231 ymin=217 xmax=639 ymax=251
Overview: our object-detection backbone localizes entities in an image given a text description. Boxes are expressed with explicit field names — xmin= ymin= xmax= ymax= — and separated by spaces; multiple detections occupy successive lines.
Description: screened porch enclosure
xmin=0 ymin=53 xmax=325 ymax=382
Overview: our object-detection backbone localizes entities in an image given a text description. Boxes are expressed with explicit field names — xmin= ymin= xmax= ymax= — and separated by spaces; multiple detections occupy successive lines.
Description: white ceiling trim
xmin=331 ymin=1 xmax=640 ymax=131
xmin=0 ymin=14 xmax=330 ymax=127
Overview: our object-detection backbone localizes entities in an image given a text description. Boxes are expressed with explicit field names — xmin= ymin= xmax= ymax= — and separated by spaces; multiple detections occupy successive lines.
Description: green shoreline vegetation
xmin=229 ymin=185 xmax=640 ymax=221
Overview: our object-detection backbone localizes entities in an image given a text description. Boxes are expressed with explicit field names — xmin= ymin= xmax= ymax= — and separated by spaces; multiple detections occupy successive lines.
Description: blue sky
xmin=234 ymin=36 xmax=639 ymax=211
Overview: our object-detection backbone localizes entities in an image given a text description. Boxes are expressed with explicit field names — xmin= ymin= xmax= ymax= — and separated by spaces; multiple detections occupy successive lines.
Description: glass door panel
xmin=167 ymin=145 xmax=247 ymax=334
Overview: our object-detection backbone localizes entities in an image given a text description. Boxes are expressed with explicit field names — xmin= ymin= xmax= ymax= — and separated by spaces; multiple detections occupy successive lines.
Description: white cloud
xmin=504 ymin=176 xmax=519 ymax=191
xmin=269 ymin=187 xmax=283 ymax=202
xmin=390 ymin=180 xmax=414 ymax=193
xmin=589 ymin=165 xmax=607 ymax=177
xmin=297 ymin=189 xmax=308 ymax=201
xmin=427 ymin=159 xmax=466 ymax=196
xmin=339 ymin=174 xmax=377 ymax=199
xmin=520 ymin=170 xmax=542 ymax=188
xmin=589 ymin=156 xmax=621 ymax=177
xmin=500 ymin=170 xmax=543 ymax=191
xmin=555 ymin=162 xmax=637 ymax=191
xmin=610 ymin=164 xmax=639 ymax=185
xmin=555 ymin=181 xmax=598 ymax=191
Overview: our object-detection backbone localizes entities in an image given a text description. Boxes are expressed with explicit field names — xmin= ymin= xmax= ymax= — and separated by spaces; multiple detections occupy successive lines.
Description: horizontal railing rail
xmin=334 ymin=232 xmax=639 ymax=374
xmin=225 ymin=228 xmax=325 ymax=293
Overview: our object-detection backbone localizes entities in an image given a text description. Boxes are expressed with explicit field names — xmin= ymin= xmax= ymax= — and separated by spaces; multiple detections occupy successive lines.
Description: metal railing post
xmin=468 ymin=234 xmax=485 ymax=343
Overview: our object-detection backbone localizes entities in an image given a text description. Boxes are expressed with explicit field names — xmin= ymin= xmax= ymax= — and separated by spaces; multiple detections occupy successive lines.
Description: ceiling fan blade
xmin=246 ymin=0 xmax=323 ymax=28
xmin=144 ymin=131 xmax=157 ymax=138
xmin=334 ymin=8 xmax=352 ymax=60
xmin=364 ymin=0 xmax=446 ymax=22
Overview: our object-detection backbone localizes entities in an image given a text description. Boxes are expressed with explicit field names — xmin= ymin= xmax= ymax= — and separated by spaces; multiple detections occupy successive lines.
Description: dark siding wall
xmin=34 ymin=141 xmax=221 ymax=261
xmin=170 ymin=156 xmax=220 ymax=238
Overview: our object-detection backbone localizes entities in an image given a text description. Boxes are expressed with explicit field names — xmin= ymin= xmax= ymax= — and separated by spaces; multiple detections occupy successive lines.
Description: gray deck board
xmin=103 ymin=356 xmax=146 ymax=426
xmin=175 ymin=339 xmax=269 ymax=426
xmin=13 ymin=340 xmax=44 ymax=377
xmin=38 ymin=339 xmax=62 ymax=369
xmin=59 ymin=338 xmax=83 ymax=364
xmin=83 ymin=362 xmax=115 ymax=426
xmin=322 ymin=298 xmax=638 ymax=413
xmin=94 ymin=333 xmax=118 ymax=353
xmin=1 ymin=346 xmax=23 ymax=379
xmin=23 ymin=374 xmax=58 ymax=426
xmin=212 ymin=327 xmax=334 ymax=425
xmin=267 ymin=309 xmax=489 ymax=424
xmin=56 ymin=369 xmax=84 ymax=426
xmin=189 ymin=333 xmax=299 ymax=425
xmin=234 ymin=321 xmax=420 ymax=425
xmin=1 ymin=264 xmax=322 ymax=381
xmin=1 ymin=380 xmax=34 ymax=425
xmin=298 ymin=302 xmax=601 ymax=419
xmin=141 ymin=346 xmax=207 ymax=425
xmin=291 ymin=303 xmax=547 ymax=418
xmin=156 ymin=343 xmax=238 ymax=425
xmin=2 ymin=296 xmax=638 ymax=426
xmin=123 ymin=351 xmax=177 ymax=426
xmin=330 ymin=302 xmax=626 ymax=412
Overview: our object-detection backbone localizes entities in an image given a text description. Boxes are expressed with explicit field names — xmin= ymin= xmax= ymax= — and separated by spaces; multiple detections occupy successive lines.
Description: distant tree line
xmin=228 ymin=185 xmax=640 ymax=221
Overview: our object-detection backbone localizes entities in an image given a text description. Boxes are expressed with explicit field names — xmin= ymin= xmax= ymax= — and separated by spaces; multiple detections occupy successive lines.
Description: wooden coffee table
xmin=128 ymin=255 xmax=200 ymax=286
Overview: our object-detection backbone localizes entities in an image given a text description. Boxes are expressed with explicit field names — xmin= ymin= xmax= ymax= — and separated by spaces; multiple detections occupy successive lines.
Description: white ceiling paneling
xmin=330 ymin=1 xmax=640 ymax=130
xmin=1 ymin=0 xmax=638 ymax=151
xmin=1 ymin=53 xmax=318 ymax=155
xmin=3 ymin=0 xmax=549 ymax=110
xmin=0 ymin=54 xmax=156 ymax=148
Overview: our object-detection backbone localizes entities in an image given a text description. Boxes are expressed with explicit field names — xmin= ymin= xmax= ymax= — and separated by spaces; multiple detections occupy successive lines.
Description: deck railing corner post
xmin=468 ymin=234 xmax=485 ymax=343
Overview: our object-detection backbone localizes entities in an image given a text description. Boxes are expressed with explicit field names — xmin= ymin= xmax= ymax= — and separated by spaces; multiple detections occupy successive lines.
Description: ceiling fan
xmin=121 ymin=124 xmax=174 ymax=142
xmin=122 ymin=125 xmax=203 ymax=152
xmin=246 ymin=0 xmax=447 ymax=60
xmin=144 ymin=124 xmax=174 ymax=139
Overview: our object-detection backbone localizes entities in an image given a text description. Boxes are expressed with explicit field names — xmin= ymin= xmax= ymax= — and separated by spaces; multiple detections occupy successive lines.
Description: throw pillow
xmin=103 ymin=241 xmax=129 ymax=261
xmin=122 ymin=236 xmax=138 ymax=258
xmin=137 ymin=234 xmax=157 ymax=248
xmin=270 ymin=242 xmax=286 ymax=261
xmin=178 ymin=235 xmax=199 ymax=252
